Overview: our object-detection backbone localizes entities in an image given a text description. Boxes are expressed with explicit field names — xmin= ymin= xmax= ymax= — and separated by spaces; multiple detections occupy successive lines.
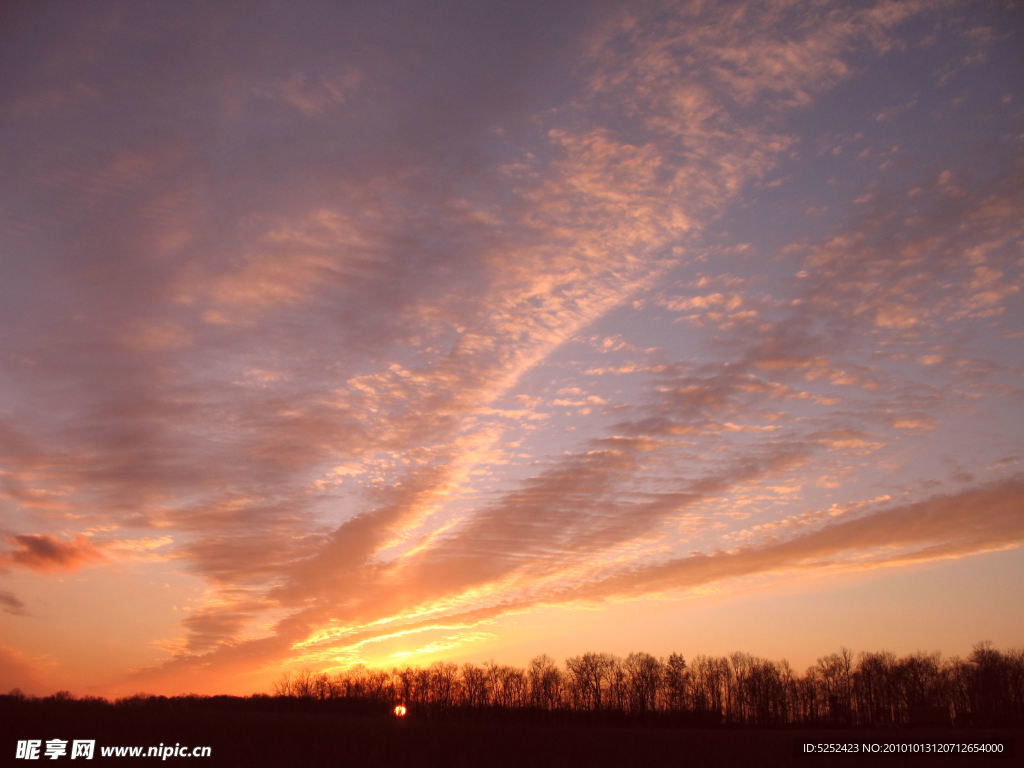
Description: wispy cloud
xmin=2 ymin=534 xmax=106 ymax=573
xmin=570 ymin=476 xmax=1024 ymax=601
xmin=0 ymin=590 xmax=28 ymax=616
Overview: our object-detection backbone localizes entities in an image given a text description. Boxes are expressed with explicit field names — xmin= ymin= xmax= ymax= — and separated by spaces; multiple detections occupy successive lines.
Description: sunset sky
xmin=1 ymin=0 xmax=1022 ymax=697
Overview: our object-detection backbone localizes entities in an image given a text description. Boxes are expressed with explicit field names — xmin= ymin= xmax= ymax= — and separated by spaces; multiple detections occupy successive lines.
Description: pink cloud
xmin=571 ymin=477 xmax=1024 ymax=601
xmin=2 ymin=533 xmax=106 ymax=573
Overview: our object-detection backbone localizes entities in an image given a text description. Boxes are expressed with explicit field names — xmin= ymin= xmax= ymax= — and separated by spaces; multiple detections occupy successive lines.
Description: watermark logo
xmin=15 ymin=739 xmax=208 ymax=760
xmin=16 ymin=740 xmax=93 ymax=760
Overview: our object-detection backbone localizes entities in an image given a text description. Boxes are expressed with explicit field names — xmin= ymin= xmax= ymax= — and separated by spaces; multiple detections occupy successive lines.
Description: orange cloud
xmin=2 ymin=533 xmax=106 ymax=573
xmin=298 ymin=477 xmax=1024 ymax=663
xmin=571 ymin=477 xmax=1024 ymax=601
xmin=0 ymin=590 xmax=28 ymax=616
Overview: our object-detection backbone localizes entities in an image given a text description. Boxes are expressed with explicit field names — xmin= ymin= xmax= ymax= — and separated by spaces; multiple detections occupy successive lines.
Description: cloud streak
xmin=0 ymin=590 xmax=28 ymax=616
xmin=2 ymin=534 xmax=106 ymax=573
xmin=571 ymin=476 xmax=1024 ymax=601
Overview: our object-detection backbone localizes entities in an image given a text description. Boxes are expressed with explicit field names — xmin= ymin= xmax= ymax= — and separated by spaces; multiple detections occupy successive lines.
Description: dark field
xmin=2 ymin=698 xmax=1018 ymax=768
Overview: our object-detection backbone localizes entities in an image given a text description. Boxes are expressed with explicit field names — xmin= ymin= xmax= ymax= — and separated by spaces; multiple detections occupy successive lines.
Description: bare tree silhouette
xmin=262 ymin=642 xmax=1024 ymax=728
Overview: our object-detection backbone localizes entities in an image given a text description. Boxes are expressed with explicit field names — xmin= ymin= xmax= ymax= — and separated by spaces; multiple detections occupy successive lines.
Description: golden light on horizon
xmin=393 ymin=704 xmax=407 ymax=718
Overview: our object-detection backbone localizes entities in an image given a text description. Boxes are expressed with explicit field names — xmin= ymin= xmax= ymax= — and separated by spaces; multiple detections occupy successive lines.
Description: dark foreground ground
xmin=1 ymin=699 xmax=1018 ymax=768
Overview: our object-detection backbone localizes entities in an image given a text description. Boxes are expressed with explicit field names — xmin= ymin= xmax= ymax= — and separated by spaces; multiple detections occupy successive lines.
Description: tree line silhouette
xmin=272 ymin=643 xmax=1024 ymax=727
